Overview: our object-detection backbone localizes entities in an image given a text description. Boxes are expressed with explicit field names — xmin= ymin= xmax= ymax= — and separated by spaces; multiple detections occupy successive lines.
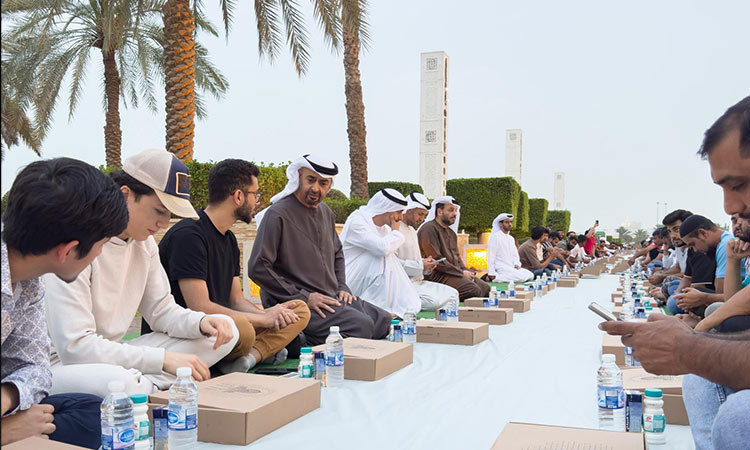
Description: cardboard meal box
xmin=622 ymin=367 xmax=688 ymax=425
xmin=541 ymin=285 xmax=549 ymax=295
xmin=614 ymin=296 xmax=624 ymax=306
xmin=4 ymin=438 xmax=88 ymax=449
xmin=513 ymin=290 xmax=535 ymax=300
xmin=416 ymin=320 xmax=489 ymax=345
xmin=491 ymin=422 xmax=644 ymax=450
xmin=459 ymin=306 xmax=513 ymax=325
xmin=621 ymin=367 xmax=682 ymax=395
xmin=602 ymin=333 xmax=626 ymax=366
xmin=557 ymin=277 xmax=578 ymax=288
xmin=148 ymin=373 xmax=320 ymax=446
xmin=311 ymin=337 xmax=412 ymax=381
xmin=548 ymin=281 xmax=556 ymax=290
xmin=612 ymin=292 xmax=623 ymax=302
xmin=463 ymin=297 xmax=531 ymax=312
xmin=580 ymin=265 xmax=602 ymax=276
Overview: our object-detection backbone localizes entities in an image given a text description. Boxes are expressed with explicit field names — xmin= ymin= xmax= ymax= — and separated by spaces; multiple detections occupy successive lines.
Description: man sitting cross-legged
xmin=44 ymin=149 xmax=238 ymax=398
xmin=249 ymin=155 xmax=391 ymax=346
xmin=2 ymin=158 xmax=129 ymax=448
xmin=486 ymin=213 xmax=534 ymax=283
xmin=158 ymin=159 xmax=310 ymax=373
xmin=418 ymin=196 xmax=491 ymax=300
xmin=340 ymin=189 xmax=422 ymax=317
xmin=395 ymin=192 xmax=457 ymax=311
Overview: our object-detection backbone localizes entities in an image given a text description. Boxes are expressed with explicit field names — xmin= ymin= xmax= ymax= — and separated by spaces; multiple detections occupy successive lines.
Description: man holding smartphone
xmin=601 ymin=96 xmax=750 ymax=450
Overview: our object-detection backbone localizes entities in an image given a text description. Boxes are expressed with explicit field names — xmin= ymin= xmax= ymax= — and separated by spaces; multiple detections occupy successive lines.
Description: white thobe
xmin=487 ymin=230 xmax=534 ymax=282
xmin=395 ymin=224 xmax=458 ymax=311
xmin=341 ymin=211 xmax=421 ymax=317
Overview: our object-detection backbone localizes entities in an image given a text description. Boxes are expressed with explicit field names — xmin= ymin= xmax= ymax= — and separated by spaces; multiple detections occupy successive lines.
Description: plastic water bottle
xmin=402 ymin=311 xmax=417 ymax=344
xmin=542 ymin=273 xmax=548 ymax=286
xmin=643 ymin=388 xmax=666 ymax=445
xmin=101 ymin=381 xmax=135 ymax=450
xmin=489 ymin=287 xmax=498 ymax=306
xmin=619 ymin=304 xmax=639 ymax=366
xmin=168 ymin=367 xmax=198 ymax=449
xmin=535 ymin=277 xmax=542 ymax=298
xmin=447 ymin=297 xmax=459 ymax=322
xmin=598 ymin=354 xmax=626 ymax=431
xmin=325 ymin=326 xmax=345 ymax=387
xmin=509 ymin=281 xmax=516 ymax=298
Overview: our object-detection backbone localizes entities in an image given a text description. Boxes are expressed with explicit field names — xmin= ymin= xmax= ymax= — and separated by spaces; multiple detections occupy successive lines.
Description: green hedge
xmin=511 ymin=191 xmax=530 ymax=241
xmin=528 ymin=198 xmax=549 ymax=232
xmin=323 ymin=197 xmax=367 ymax=223
xmin=546 ymin=210 xmax=571 ymax=233
xmin=367 ymin=181 xmax=423 ymax=198
xmin=446 ymin=177 xmax=521 ymax=235
xmin=326 ymin=188 xmax=348 ymax=200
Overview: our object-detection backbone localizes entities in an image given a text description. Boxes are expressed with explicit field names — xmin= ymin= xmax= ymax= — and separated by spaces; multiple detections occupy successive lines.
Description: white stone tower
xmin=505 ymin=129 xmax=523 ymax=185
xmin=553 ymin=172 xmax=565 ymax=209
xmin=419 ymin=51 xmax=449 ymax=199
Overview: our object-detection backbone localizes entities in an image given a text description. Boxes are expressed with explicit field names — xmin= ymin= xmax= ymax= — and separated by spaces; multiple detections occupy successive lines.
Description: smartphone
xmin=588 ymin=302 xmax=618 ymax=322
xmin=254 ymin=368 xmax=298 ymax=376
xmin=435 ymin=257 xmax=447 ymax=263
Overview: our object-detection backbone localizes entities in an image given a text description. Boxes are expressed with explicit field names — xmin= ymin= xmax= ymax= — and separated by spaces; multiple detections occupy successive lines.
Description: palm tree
xmin=341 ymin=0 xmax=369 ymax=199
xmin=633 ymin=228 xmax=649 ymax=243
xmin=1 ymin=34 xmax=41 ymax=159
xmin=615 ymin=226 xmax=632 ymax=243
xmin=161 ymin=0 xmax=360 ymax=164
xmin=2 ymin=0 xmax=227 ymax=167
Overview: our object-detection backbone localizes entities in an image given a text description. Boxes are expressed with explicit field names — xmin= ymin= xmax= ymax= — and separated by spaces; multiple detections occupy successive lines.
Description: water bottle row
xmin=101 ymin=367 xmax=197 ymax=450
xmin=598 ymin=354 xmax=666 ymax=445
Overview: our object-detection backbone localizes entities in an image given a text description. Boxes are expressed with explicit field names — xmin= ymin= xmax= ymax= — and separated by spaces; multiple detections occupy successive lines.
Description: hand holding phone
xmin=589 ymin=302 xmax=618 ymax=322
xmin=435 ymin=257 xmax=447 ymax=263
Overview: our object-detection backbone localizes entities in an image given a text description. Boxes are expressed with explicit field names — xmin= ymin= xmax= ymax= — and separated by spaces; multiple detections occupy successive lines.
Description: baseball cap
xmin=122 ymin=149 xmax=199 ymax=219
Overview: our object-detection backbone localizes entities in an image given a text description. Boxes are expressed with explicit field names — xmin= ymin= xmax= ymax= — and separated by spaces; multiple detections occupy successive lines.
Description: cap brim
xmin=154 ymin=190 xmax=199 ymax=219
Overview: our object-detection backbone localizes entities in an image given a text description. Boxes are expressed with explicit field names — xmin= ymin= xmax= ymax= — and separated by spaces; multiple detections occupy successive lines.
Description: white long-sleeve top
xmin=395 ymin=223 xmax=425 ymax=281
xmin=487 ymin=230 xmax=521 ymax=277
xmin=341 ymin=211 xmax=421 ymax=317
xmin=43 ymin=236 xmax=206 ymax=375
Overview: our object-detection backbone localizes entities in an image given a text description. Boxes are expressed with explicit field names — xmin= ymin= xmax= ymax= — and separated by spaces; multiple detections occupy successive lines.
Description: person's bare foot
xmin=676 ymin=313 xmax=700 ymax=329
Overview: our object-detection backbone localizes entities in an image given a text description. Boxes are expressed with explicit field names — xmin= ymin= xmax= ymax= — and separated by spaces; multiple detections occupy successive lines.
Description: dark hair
xmin=2 ymin=158 xmax=129 ymax=257
xmin=662 ymin=209 xmax=693 ymax=226
xmin=567 ymin=231 xmax=576 ymax=237
xmin=531 ymin=226 xmax=547 ymax=240
xmin=578 ymin=235 xmax=589 ymax=245
xmin=699 ymin=96 xmax=750 ymax=159
xmin=110 ymin=170 xmax=155 ymax=200
xmin=680 ymin=214 xmax=717 ymax=238
xmin=568 ymin=236 xmax=578 ymax=245
xmin=207 ymin=159 xmax=260 ymax=205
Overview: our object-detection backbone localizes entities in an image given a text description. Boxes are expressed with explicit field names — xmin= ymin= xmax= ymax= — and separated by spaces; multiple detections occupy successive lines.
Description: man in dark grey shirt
xmin=249 ymin=155 xmax=390 ymax=345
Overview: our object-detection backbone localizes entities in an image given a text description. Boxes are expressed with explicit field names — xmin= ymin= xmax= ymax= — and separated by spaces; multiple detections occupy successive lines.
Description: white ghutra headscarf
xmin=424 ymin=195 xmax=461 ymax=234
xmin=255 ymin=154 xmax=338 ymax=226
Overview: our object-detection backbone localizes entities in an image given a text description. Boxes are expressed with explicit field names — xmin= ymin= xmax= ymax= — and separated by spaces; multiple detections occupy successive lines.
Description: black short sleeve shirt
xmin=158 ymin=210 xmax=240 ymax=309
xmin=684 ymin=248 xmax=717 ymax=291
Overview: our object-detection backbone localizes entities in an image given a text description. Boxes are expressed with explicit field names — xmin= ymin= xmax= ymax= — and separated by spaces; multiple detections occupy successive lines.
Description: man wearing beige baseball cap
xmin=43 ymin=149 xmax=239 ymax=397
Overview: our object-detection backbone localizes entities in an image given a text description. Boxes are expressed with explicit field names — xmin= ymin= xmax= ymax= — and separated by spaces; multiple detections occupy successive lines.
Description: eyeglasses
xmin=244 ymin=190 xmax=262 ymax=200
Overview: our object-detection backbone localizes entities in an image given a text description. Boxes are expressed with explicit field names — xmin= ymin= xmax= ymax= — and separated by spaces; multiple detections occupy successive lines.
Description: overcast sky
xmin=3 ymin=0 xmax=748 ymax=233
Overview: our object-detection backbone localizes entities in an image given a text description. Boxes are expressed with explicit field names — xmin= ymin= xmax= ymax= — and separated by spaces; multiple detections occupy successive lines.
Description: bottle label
xmin=168 ymin=404 xmax=197 ymax=431
xmin=301 ymin=363 xmax=314 ymax=378
xmin=326 ymin=351 xmax=344 ymax=367
xmin=597 ymin=385 xmax=624 ymax=409
xmin=643 ymin=413 xmax=665 ymax=432
xmin=402 ymin=322 xmax=416 ymax=335
xmin=134 ymin=419 xmax=150 ymax=440
xmin=101 ymin=420 xmax=135 ymax=450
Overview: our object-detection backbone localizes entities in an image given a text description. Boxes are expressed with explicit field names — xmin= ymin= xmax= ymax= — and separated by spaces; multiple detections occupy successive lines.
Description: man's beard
xmin=304 ymin=188 xmax=322 ymax=206
xmin=235 ymin=203 xmax=254 ymax=224
xmin=440 ymin=215 xmax=454 ymax=227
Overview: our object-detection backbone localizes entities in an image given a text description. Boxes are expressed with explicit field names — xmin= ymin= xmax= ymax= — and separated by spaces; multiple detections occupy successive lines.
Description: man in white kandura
xmin=487 ymin=213 xmax=534 ymax=283
xmin=340 ymin=189 xmax=422 ymax=317
xmin=396 ymin=192 xmax=458 ymax=311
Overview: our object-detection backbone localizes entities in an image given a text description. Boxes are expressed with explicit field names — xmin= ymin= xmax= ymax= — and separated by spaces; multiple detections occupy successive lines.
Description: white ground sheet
xmin=199 ymin=274 xmax=694 ymax=449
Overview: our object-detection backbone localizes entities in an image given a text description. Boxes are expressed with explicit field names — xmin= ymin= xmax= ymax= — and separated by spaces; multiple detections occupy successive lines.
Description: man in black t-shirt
xmin=666 ymin=239 xmax=718 ymax=316
xmin=159 ymin=159 xmax=310 ymax=373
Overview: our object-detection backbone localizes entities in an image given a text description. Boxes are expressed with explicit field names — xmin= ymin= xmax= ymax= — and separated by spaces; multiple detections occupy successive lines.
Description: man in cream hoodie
xmin=44 ymin=149 xmax=238 ymax=397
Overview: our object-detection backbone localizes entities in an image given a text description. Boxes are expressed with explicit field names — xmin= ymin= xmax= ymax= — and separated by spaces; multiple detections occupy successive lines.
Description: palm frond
xmin=311 ymin=0 xmax=341 ymax=53
xmin=279 ymin=0 xmax=310 ymax=75
xmin=217 ymin=0 xmax=236 ymax=39
xmin=254 ymin=0 xmax=283 ymax=64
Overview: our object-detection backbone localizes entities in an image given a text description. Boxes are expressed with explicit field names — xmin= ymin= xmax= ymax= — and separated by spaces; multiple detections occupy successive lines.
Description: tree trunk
xmin=102 ymin=49 xmax=122 ymax=168
xmin=162 ymin=0 xmax=196 ymax=162
xmin=342 ymin=15 xmax=368 ymax=200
